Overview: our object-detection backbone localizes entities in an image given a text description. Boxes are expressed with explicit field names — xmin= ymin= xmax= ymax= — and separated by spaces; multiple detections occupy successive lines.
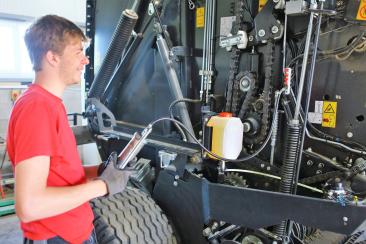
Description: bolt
xmin=307 ymin=160 xmax=314 ymax=166
xmin=258 ymin=29 xmax=266 ymax=37
xmin=173 ymin=181 xmax=178 ymax=187
xmin=347 ymin=132 xmax=353 ymax=138
xmin=199 ymin=130 xmax=203 ymax=136
xmin=316 ymin=170 xmax=322 ymax=174
xmin=318 ymin=163 xmax=324 ymax=168
xmin=271 ymin=26 xmax=279 ymax=34
xmin=350 ymin=70 xmax=354 ymax=74
xmin=267 ymin=166 xmax=271 ymax=171
xmin=174 ymin=175 xmax=179 ymax=180
xmin=261 ymin=164 xmax=265 ymax=168
xmin=249 ymin=35 xmax=254 ymax=41
xmin=243 ymin=122 xmax=251 ymax=133
xmin=343 ymin=216 xmax=348 ymax=222
xmin=241 ymin=78 xmax=250 ymax=89
xmin=212 ymin=222 xmax=219 ymax=230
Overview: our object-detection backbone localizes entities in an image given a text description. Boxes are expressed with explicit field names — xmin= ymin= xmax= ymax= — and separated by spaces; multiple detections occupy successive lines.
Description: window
xmin=0 ymin=19 xmax=33 ymax=82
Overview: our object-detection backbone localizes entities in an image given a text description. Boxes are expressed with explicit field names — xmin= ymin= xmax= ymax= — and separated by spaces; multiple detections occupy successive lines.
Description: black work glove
xmin=98 ymin=151 xmax=132 ymax=196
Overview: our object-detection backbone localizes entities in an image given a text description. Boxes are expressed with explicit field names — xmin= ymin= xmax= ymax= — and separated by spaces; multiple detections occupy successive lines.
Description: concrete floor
xmin=0 ymin=214 xmax=22 ymax=243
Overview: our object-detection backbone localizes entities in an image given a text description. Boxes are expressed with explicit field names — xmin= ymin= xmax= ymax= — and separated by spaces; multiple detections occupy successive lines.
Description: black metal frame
xmin=86 ymin=0 xmax=366 ymax=243
xmin=154 ymin=170 xmax=366 ymax=244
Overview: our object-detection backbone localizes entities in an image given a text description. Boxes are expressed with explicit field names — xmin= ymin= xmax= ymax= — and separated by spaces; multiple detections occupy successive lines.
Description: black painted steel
xmin=154 ymin=171 xmax=366 ymax=239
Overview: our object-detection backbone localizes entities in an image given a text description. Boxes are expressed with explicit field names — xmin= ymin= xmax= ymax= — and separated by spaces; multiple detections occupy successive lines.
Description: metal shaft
xmin=200 ymin=0 xmax=216 ymax=104
xmin=156 ymin=34 xmax=195 ymax=142
xmin=293 ymin=0 xmax=324 ymax=194
xmin=293 ymin=7 xmax=315 ymax=120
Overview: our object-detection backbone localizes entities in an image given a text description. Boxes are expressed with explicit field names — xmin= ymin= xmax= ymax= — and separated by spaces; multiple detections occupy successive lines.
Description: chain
xmin=244 ymin=39 xmax=275 ymax=145
xmin=257 ymin=39 xmax=275 ymax=144
xmin=224 ymin=0 xmax=246 ymax=112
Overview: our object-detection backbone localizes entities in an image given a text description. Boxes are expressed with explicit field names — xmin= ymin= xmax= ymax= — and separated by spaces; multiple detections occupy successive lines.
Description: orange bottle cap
xmin=219 ymin=112 xmax=232 ymax=117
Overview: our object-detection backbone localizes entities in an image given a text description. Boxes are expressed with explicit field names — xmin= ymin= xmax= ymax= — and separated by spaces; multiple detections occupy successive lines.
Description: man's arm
xmin=15 ymin=156 xmax=107 ymax=223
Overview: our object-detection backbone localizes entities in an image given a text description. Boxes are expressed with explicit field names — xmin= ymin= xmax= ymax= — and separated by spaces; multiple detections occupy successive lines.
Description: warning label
xmin=259 ymin=0 xmax=267 ymax=12
xmin=196 ymin=7 xmax=205 ymax=28
xmin=322 ymin=101 xmax=337 ymax=128
xmin=357 ymin=0 xmax=366 ymax=20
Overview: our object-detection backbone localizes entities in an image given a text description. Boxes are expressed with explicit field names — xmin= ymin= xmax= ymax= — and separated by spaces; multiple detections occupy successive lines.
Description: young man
xmin=7 ymin=15 xmax=130 ymax=243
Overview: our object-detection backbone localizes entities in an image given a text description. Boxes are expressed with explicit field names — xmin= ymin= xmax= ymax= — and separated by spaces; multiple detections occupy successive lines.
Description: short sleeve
xmin=13 ymin=101 xmax=60 ymax=164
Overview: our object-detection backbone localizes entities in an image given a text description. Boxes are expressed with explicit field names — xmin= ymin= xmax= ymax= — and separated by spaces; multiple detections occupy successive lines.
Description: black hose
xmin=88 ymin=9 xmax=138 ymax=99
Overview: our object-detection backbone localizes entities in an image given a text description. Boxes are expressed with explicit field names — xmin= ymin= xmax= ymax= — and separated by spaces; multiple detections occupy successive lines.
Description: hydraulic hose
xmin=88 ymin=9 xmax=138 ymax=99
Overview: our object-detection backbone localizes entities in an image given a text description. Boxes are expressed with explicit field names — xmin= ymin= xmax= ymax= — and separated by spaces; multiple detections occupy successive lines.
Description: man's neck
xmin=34 ymin=72 xmax=66 ymax=98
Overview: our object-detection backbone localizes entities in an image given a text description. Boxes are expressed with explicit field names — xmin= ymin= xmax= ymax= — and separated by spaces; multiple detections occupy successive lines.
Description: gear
xmin=224 ymin=172 xmax=248 ymax=188
xmin=242 ymin=39 xmax=275 ymax=146
xmin=238 ymin=71 xmax=258 ymax=119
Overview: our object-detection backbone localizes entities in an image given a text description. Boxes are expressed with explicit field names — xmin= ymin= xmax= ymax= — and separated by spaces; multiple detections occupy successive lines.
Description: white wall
xmin=0 ymin=0 xmax=86 ymax=24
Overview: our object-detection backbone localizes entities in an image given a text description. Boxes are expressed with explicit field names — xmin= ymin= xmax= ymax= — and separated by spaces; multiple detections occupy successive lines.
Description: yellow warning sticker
xmin=259 ymin=0 xmax=268 ymax=12
xmin=357 ymin=0 xmax=366 ymax=20
xmin=322 ymin=101 xmax=337 ymax=128
xmin=196 ymin=7 xmax=205 ymax=28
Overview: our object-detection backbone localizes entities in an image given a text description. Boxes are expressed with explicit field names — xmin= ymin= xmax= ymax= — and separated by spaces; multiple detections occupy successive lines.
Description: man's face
xmin=58 ymin=37 xmax=89 ymax=85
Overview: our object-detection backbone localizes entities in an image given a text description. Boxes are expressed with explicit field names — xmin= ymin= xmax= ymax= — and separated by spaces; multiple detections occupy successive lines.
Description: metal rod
xmin=156 ymin=34 xmax=195 ymax=142
xmin=294 ymin=1 xmax=324 ymax=194
xmin=206 ymin=0 xmax=216 ymax=104
xmin=282 ymin=13 xmax=288 ymax=70
xmin=293 ymin=7 xmax=315 ymax=120
xmin=200 ymin=0 xmax=209 ymax=101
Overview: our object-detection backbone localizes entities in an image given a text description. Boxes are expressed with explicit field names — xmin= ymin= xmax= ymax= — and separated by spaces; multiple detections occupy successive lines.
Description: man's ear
xmin=44 ymin=50 xmax=60 ymax=68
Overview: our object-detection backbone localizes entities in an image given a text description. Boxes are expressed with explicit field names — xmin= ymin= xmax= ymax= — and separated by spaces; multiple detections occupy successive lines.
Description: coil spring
xmin=291 ymin=223 xmax=317 ymax=241
xmin=279 ymin=123 xmax=301 ymax=193
xmin=88 ymin=10 xmax=138 ymax=99
xmin=274 ymin=122 xmax=302 ymax=237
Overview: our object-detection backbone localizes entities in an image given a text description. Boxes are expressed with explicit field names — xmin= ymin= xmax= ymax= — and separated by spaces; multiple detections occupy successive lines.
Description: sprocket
xmin=224 ymin=172 xmax=248 ymax=188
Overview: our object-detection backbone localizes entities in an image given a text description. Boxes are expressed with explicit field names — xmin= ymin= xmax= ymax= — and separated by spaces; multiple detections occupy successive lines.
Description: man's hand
xmin=98 ymin=152 xmax=132 ymax=196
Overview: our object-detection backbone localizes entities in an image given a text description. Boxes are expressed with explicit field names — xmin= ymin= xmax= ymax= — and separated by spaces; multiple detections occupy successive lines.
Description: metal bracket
xmin=248 ymin=0 xmax=283 ymax=45
xmin=85 ymin=98 xmax=116 ymax=133
xmin=285 ymin=0 xmax=308 ymax=15
xmin=159 ymin=150 xmax=177 ymax=168
xmin=171 ymin=46 xmax=203 ymax=58
xmin=219 ymin=30 xmax=248 ymax=51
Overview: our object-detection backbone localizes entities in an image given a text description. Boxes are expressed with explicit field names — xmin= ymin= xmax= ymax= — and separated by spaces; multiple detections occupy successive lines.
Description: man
xmin=7 ymin=15 xmax=130 ymax=243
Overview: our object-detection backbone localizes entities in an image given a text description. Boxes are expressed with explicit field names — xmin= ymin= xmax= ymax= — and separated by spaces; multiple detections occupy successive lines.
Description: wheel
xmin=91 ymin=187 xmax=177 ymax=244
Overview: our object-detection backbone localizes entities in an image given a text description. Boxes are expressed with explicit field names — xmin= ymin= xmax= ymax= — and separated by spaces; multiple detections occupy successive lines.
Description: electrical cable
xmin=169 ymin=98 xmax=201 ymax=119
xmin=150 ymin=88 xmax=285 ymax=163
xmin=168 ymin=98 xmax=201 ymax=142
xmin=289 ymin=90 xmax=366 ymax=155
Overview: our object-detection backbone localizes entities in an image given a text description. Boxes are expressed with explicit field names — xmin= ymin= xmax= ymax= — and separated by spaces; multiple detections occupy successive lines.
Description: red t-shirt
xmin=7 ymin=84 xmax=94 ymax=243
